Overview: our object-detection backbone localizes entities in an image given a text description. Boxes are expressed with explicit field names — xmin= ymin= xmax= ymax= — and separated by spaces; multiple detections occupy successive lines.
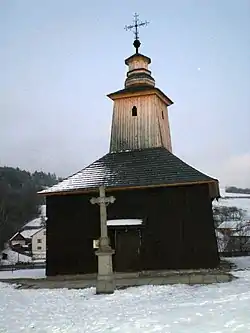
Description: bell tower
xmin=108 ymin=14 xmax=174 ymax=153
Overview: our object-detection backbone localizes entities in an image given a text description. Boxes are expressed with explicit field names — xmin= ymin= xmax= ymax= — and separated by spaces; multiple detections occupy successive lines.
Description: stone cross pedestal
xmin=90 ymin=186 xmax=116 ymax=294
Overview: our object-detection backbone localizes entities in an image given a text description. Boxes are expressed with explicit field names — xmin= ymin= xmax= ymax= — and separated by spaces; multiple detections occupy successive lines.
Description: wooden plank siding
xmin=46 ymin=183 xmax=219 ymax=276
xmin=109 ymin=93 xmax=172 ymax=152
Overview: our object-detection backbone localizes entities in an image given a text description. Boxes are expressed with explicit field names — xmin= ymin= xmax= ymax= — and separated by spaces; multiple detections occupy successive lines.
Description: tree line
xmin=213 ymin=205 xmax=247 ymax=227
xmin=0 ymin=167 xmax=62 ymax=250
xmin=225 ymin=186 xmax=250 ymax=195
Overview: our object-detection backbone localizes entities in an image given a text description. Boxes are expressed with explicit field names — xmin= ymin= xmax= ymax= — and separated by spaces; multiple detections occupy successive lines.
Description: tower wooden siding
xmin=46 ymin=183 xmax=219 ymax=276
xmin=109 ymin=93 xmax=172 ymax=152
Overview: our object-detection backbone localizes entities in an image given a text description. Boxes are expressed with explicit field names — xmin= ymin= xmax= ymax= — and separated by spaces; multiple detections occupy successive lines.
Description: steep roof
xmin=39 ymin=147 xmax=219 ymax=196
xmin=22 ymin=217 xmax=47 ymax=229
xmin=10 ymin=228 xmax=42 ymax=241
xmin=32 ymin=227 xmax=46 ymax=238
xmin=20 ymin=229 xmax=43 ymax=239
xmin=217 ymin=221 xmax=241 ymax=230
xmin=9 ymin=232 xmax=26 ymax=242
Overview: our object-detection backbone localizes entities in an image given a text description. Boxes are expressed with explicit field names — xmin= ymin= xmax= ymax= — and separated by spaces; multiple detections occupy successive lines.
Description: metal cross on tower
xmin=125 ymin=13 xmax=149 ymax=53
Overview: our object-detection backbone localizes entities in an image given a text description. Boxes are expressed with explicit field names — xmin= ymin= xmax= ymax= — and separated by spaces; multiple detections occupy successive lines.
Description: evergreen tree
xmin=0 ymin=167 xmax=61 ymax=250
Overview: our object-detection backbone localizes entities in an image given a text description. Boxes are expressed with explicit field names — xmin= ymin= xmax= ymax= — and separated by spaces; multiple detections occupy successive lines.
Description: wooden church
xmin=40 ymin=15 xmax=220 ymax=276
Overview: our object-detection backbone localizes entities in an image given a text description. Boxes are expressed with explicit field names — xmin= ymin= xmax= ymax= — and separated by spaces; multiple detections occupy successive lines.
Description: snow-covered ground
xmin=214 ymin=188 xmax=250 ymax=219
xmin=0 ymin=268 xmax=45 ymax=279
xmin=224 ymin=256 xmax=250 ymax=270
xmin=0 ymin=257 xmax=250 ymax=333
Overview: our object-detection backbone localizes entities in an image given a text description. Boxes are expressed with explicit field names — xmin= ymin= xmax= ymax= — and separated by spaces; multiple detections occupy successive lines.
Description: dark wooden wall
xmin=46 ymin=183 xmax=219 ymax=276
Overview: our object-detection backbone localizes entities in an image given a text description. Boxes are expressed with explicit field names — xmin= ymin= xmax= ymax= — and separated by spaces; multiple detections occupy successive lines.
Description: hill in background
xmin=225 ymin=186 xmax=250 ymax=195
xmin=0 ymin=167 xmax=62 ymax=250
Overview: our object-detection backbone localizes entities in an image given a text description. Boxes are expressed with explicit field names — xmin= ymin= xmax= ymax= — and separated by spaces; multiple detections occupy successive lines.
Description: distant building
xmin=32 ymin=228 xmax=46 ymax=261
xmin=9 ymin=229 xmax=41 ymax=251
xmin=0 ymin=244 xmax=32 ymax=265
xmin=9 ymin=233 xmax=26 ymax=248
xmin=1 ymin=205 xmax=47 ymax=265
xmin=217 ymin=221 xmax=241 ymax=236
xmin=217 ymin=220 xmax=250 ymax=253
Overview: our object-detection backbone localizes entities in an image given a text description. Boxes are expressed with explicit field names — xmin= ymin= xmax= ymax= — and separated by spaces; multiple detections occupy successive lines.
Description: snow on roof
xmin=21 ymin=205 xmax=46 ymax=230
xmin=0 ymin=248 xmax=32 ymax=265
xmin=20 ymin=228 xmax=43 ymax=239
xmin=9 ymin=232 xmax=25 ymax=241
xmin=31 ymin=227 xmax=46 ymax=238
xmin=107 ymin=219 xmax=143 ymax=226
xmin=231 ymin=229 xmax=250 ymax=237
xmin=23 ymin=216 xmax=47 ymax=229
xmin=217 ymin=221 xmax=241 ymax=229
xmin=218 ymin=220 xmax=250 ymax=230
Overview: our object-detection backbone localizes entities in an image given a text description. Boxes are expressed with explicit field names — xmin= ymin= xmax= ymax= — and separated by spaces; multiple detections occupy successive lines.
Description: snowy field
xmin=214 ymin=188 xmax=250 ymax=219
xmin=0 ymin=257 xmax=250 ymax=333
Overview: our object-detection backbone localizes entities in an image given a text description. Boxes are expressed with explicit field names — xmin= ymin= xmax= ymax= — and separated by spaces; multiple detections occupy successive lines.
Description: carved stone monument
xmin=90 ymin=186 xmax=116 ymax=294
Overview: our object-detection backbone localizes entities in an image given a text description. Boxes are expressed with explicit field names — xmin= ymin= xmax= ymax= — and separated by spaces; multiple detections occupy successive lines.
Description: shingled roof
xmin=107 ymin=86 xmax=174 ymax=106
xmin=39 ymin=147 xmax=219 ymax=196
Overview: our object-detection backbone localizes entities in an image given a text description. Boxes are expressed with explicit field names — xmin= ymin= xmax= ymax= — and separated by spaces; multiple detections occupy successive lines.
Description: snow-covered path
xmin=0 ymin=257 xmax=250 ymax=333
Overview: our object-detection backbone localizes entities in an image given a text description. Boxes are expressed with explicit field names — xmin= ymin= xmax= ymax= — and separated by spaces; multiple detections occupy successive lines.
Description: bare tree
xmin=213 ymin=206 xmax=247 ymax=227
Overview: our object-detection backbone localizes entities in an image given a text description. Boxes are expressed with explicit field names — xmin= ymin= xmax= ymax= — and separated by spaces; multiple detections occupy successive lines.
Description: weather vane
xmin=125 ymin=13 xmax=149 ymax=53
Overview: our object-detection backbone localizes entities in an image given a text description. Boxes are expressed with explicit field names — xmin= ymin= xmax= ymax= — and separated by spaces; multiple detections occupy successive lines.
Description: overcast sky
xmin=0 ymin=0 xmax=249 ymax=187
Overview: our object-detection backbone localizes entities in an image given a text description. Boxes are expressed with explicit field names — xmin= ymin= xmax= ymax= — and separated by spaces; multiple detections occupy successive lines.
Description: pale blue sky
xmin=0 ymin=0 xmax=249 ymax=187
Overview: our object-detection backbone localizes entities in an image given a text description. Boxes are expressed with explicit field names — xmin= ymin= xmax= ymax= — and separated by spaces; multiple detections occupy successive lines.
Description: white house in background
xmin=31 ymin=227 xmax=46 ymax=261
xmin=216 ymin=220 xmax=250 ymax=253
xmin=217 ymin=221 xmax=241 ymax=236
xmin=9 ymin=228 xmax=42 ymax=250
xmin=9 ymin=205 xmax=47 ymax=249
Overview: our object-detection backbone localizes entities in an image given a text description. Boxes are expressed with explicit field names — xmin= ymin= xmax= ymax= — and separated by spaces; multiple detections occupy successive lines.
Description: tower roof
xmin=39 ymin=147 xmax=219 ymax=198
xmin=107 ymin=85 xmax=173 ymax=106
xmin=125 ymin=53 xmax=151 ymax=65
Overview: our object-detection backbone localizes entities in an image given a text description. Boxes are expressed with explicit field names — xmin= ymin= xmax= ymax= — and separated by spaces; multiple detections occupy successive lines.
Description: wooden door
xmin=113 ymin=228 xmax=141 ymax=272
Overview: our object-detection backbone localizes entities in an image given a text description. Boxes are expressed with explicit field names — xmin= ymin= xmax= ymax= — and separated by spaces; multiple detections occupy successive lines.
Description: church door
xmin=113 ymin=228 xmax=141 ymax=272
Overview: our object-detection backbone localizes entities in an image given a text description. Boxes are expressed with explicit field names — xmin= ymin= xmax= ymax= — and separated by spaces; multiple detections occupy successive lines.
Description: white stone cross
xmin=90 ymin=186 xmax=116 ymax=294
xmin=90 ymin=186 xmax=115 ymax=246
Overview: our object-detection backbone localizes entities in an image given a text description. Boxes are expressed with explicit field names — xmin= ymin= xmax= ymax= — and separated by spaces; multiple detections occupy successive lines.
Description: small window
xmin=132 ymin=106 xmax=137 ymax=117
xmin=43 ymin=231 xmax=46 ymax=235
xmin=37 ymin=246 xmax=42 ymax=250
xmin=162 ymin=111 xmax=164 ymax=119
xmin=2 ymin=253 xmax=7 ymax=260
xmin=37 ymin=239 xmax=42 ymax=243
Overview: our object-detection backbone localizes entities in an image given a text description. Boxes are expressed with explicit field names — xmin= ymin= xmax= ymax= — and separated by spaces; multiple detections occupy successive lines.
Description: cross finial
xmin=125 ymin=13 xmax=149 ymax=53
